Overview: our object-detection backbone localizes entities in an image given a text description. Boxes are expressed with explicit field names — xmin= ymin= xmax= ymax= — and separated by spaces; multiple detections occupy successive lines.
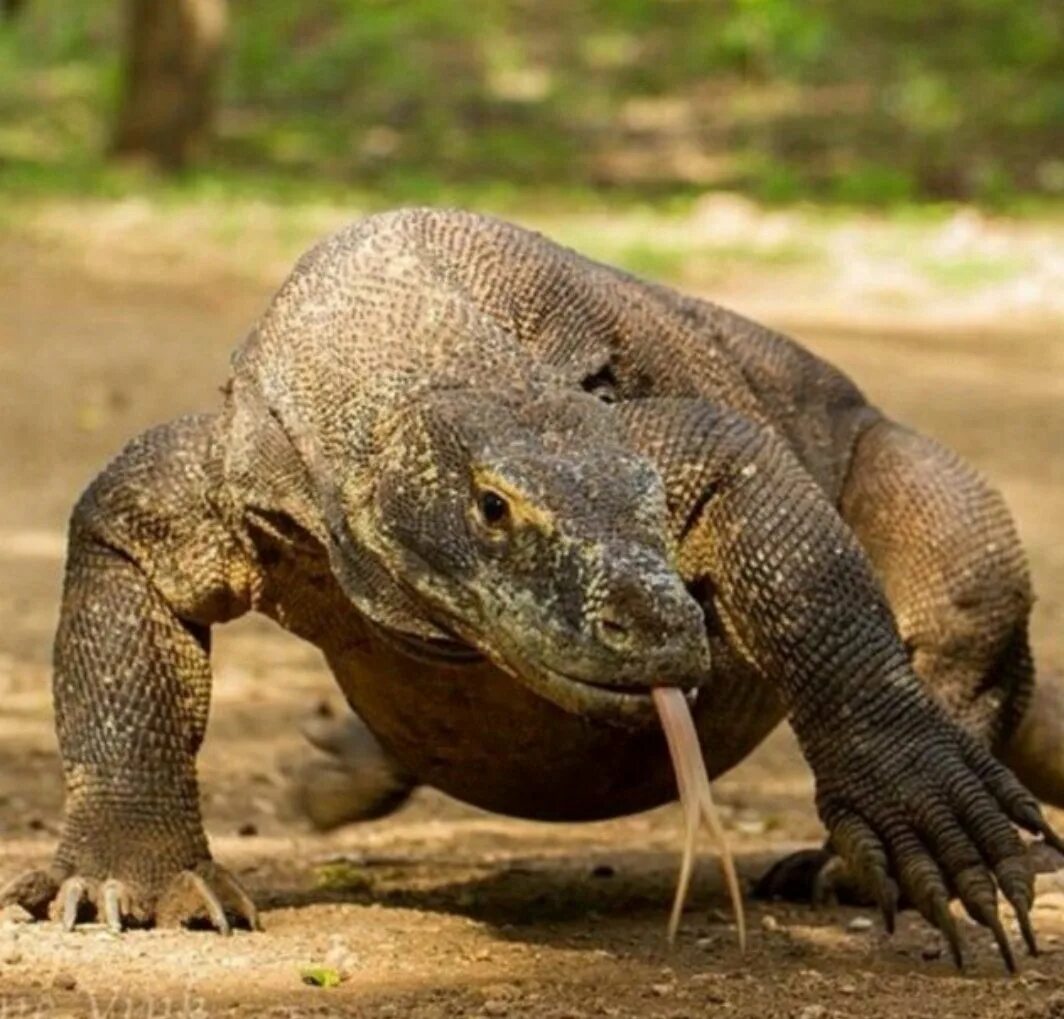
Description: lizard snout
xmin=588 ymin=569 xmax=712 ymax=690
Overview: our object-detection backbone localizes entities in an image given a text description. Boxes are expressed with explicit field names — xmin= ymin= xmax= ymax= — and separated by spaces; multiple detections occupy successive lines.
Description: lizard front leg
xmin=1 ymin=416 xmax=259 ymax=932
xmin=758 ymin=416 xmax=1056 ymax=906
xmin=616 ymin=398 xmax=1062 ymax=971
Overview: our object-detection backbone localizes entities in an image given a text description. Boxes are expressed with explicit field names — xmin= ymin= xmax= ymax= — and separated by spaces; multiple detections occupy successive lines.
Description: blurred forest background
xmin=0 ymin=7 xmax=1063 ymax=1012
xmin=0 ymin=0 xmax=1061 ymax=207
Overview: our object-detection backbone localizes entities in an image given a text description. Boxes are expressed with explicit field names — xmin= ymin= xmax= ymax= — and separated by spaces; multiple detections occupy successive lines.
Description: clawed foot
xmin=756 ymin=835 xmax=1064 ymax=972
xmin=754 ymin=846 xmax=870 ymax=907
xmin=0 ymin=861 xmax=260 ymax=934
xmin=794 ymin=701 xmax=1064 ymax=976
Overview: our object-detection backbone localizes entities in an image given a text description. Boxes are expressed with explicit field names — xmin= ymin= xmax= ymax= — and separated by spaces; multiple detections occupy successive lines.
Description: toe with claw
xmin=809 ymin=719 xmax=1064 ymax=974
xmin=2 ymin=861 xmax=259 ymax=934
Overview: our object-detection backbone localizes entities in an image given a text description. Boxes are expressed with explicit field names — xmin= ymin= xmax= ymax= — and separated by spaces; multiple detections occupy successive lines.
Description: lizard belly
xmin=325 ymin=635 xmax=785 ymax=822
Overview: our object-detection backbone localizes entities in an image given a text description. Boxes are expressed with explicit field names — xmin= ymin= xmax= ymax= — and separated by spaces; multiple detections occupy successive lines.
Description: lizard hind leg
xmin=838 ymin=417 xmax=1035 ymax=749
xmin=1001 ymin=665 xmax=1064 ymax=814
xmin=291 ymin=706 xmax=417 ymax=830
xmin=754 ymin=846 xmax=868 ymax=906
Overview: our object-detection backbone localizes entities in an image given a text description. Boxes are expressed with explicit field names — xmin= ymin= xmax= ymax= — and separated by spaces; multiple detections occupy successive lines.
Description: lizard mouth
xmin=479 ymin=640 xmax=700 ymax=726
xmin=371 ymin=601 xmax=699 ymax=725
xmin=370 ymin=622 xmax=485 ymax=665
xmin=375 ymin=620 xmax=693 ymax=722
xmin=533 ymin=667 xmax=700 ymax=722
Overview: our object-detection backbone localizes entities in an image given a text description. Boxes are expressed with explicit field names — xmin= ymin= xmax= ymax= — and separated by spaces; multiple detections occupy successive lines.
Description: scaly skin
xmin=4 ymin=209 xmax=1060 ymax=971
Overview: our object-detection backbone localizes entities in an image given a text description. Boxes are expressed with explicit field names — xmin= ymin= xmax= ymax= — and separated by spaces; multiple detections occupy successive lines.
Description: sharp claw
xmin=877 ymin=878 xmax=898 ymax=936
xmin=997 ymin=865 xmax=1038 ymax=958
xmin=219 ymin=874 xmax=261 ymax=932
xmin=961 ymin=885 xmax=1017 ymax=974
xmin=102 ymin=880 xmax=124 ymax=934
xmin=932 ymin=898 xmax=964 ymax=971
xmin=811 ymin=855 xmax=845 ymax=908
xmin=1014 ymin=899 xmax=1038 ymax=958
xmin=0 ymin=869 xmax=62 ymax=921
xmin=61 ymin=879 xmax=86 ymax=933
xmin=1011 ymin=799 xmax=1059 ymax=845
xmin=984 ymin=910 xmax=1017 ymax=974
xmin=189 ymin=873 xmax=231 ymax=935
xmin=1039 ymin=823 xmax=1064 ymax=857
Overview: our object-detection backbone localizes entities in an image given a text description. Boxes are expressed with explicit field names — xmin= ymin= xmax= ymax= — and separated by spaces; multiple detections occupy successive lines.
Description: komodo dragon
xmin=5 ymin=208 xmax=1063 ymax=972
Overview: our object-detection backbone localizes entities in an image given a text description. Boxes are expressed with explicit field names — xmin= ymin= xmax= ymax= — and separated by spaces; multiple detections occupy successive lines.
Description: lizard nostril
xmin=596 ymin=613 xmax=632 ymax=649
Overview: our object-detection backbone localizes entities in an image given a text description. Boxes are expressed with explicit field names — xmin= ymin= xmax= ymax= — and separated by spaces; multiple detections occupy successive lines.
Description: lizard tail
xmin=1000 ymin=669 xmax=1064 ymax=810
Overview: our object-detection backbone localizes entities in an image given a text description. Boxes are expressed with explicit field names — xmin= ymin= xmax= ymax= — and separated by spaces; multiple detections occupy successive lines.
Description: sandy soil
xmin=1 ymin=230 xmax=1063 ymax=1018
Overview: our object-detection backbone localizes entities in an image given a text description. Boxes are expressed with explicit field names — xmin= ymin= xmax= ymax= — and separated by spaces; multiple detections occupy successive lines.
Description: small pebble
xmin=761 ymin=914 xmax=780 ymax=933
xmin=796 ymin=1007 xmax=827 ymax=1019
xmin=1022 ymin=969 xmax=1051 ymax=985
xmin=323 ymin=944 xmax=358 ymax=976
xmin=847 ymin=916 xmax=873 ymax=933
xmin=695 ymin=936 xmax=717 ymax=951
xmin=51 ymin=973 xmax=77 ymax=991
xmin=1 ymin=949 xmax=21 ymax=965
xmin=921 ymin=943 xmax=942 ymax=962
xmin=482 ymin=1001 xmax=509 ymax=1017
xmin=650 ymin=983 xmax=674 ymax=997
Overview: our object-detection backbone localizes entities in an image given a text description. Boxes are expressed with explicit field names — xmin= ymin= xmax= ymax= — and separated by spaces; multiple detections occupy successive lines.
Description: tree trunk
xmin=111 ymin=0 xmax=228 ymax=170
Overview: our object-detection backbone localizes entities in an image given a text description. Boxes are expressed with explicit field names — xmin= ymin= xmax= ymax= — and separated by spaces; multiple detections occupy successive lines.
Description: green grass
xmin=597 ymin=238 xmax=824 ymax=284
xmin=917 ymin=255 xmax=1030 ymax=291
xmin=0 ymin=0 xmax=1062 ymax=212
xmin=610 ymin=241 xmax=688 ymax=280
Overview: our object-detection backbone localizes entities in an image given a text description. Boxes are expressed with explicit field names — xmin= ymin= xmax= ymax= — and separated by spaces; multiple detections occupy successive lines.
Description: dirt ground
xmin=1 ymin=223 xmax=1063 ymax=1018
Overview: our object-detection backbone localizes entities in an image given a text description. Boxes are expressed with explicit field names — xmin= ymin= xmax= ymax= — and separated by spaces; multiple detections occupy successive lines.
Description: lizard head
xmin=341 ymin=387 xmax=711 ymax=723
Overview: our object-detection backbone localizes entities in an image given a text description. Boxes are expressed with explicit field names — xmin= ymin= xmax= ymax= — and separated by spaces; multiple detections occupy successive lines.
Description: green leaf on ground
xmin=300 ymin=966 xmax=342 ymax=988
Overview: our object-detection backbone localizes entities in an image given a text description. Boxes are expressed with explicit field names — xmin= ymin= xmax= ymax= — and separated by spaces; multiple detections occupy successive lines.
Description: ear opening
xmin=581 ymin=362 xmax=619 ymax=404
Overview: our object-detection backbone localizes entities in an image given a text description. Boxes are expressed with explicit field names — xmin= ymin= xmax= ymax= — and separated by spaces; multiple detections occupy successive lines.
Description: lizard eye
xmin=477 ymin=489 xmax=510 ymax=529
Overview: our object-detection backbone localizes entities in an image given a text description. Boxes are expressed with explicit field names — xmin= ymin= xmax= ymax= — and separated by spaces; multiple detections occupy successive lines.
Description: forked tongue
xmin=652 ymin=687 xmax=746 ymax=952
